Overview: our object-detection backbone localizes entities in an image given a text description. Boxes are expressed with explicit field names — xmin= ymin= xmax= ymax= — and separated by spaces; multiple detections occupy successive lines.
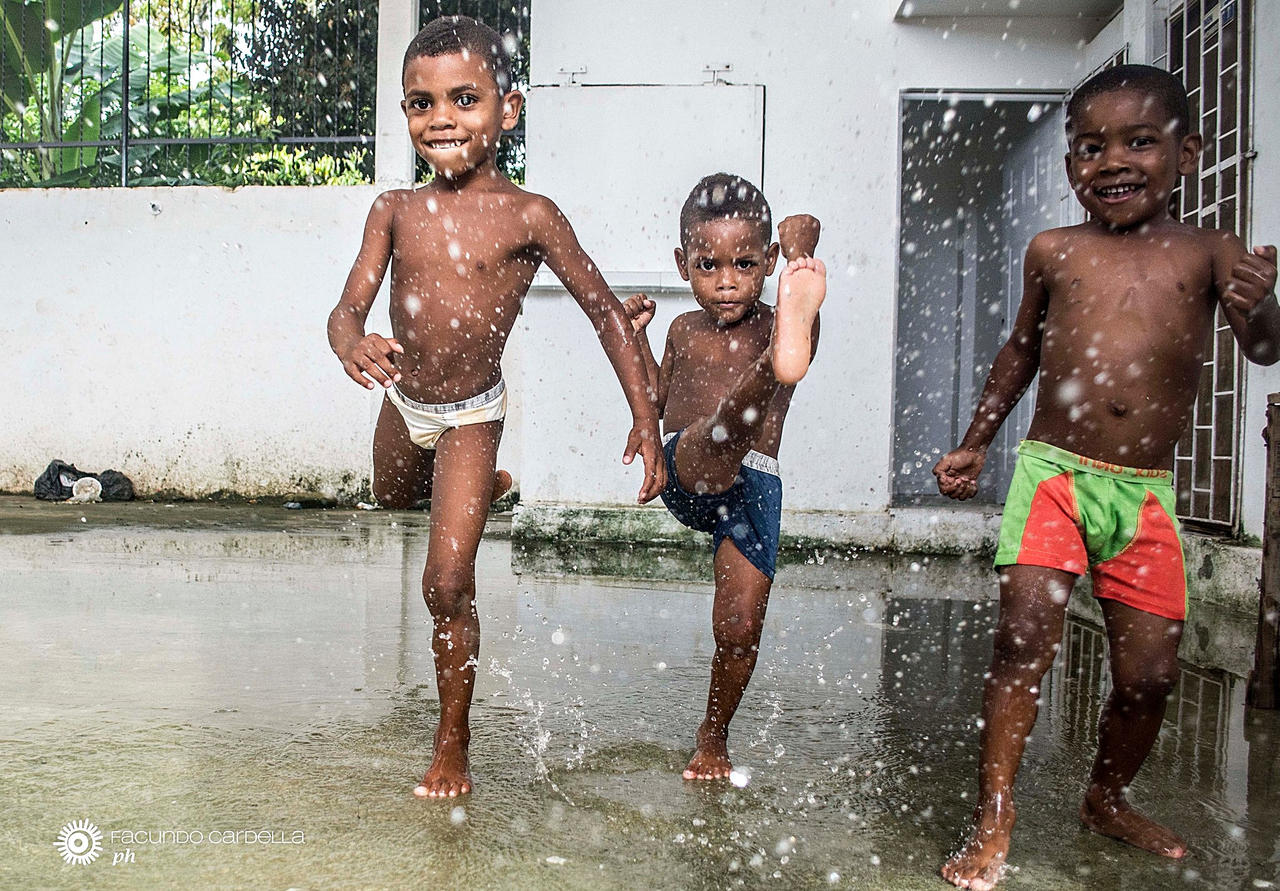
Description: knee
xmin=1110 ymin=664 xmax=1179 ymax=709
xmin=374 ymin=489 xmax=415 ymax=510
xmin=714 ymin=612 xmax=763 ymax=657
xmin=372 ymin=476 xmax=416 ymax=509
xmin=422 ymin=565 xmax=473 ymax=617
xmin=990 ymin=619 xmax=1059 ymax=679
xmin=680 ymin=467 xmax=735 ymax=496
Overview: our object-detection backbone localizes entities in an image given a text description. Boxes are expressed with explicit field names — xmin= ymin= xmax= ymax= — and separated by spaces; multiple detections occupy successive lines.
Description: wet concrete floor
xmin=1 ymin=498 xmax=1278 ymax=889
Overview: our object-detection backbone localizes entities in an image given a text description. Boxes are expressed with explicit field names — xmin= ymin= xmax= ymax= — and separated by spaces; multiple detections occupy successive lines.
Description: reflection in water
xmin=1 ymin=515 xmax=1277 ymax=889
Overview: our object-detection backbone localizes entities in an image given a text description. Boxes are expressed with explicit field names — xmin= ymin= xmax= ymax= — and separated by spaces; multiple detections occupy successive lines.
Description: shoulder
xmin=1026 ymin=226 xmax=1079 ymax=260
xmin=371 ymin=188 xmax=412 ymax=212
xmin=1192 ymin=224 xmax=1245 ymax=256
xmin=511 ymin=190 xmax=567 ymax=229
xmin=367 ymin=188 xmax=412 ymax=223
xmin=666 ymin=310 xmax=702 ymax=341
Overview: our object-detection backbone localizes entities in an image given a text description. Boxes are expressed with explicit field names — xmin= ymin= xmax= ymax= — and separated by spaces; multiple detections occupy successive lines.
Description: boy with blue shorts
xmin=933 ymin=65 xmax=1280 ymax=889
xmin=624 ymin=174 xmax=825 ymax=780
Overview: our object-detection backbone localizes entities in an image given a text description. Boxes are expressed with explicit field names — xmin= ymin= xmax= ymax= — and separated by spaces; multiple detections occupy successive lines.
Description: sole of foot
xmin=491 ymin=469 xmax=513 ymax=504
xmin=773 ymin=257 xmax=826 ymax=386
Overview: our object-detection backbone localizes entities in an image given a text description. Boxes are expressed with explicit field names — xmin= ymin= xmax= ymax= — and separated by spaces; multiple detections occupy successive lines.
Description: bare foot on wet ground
xmin=683 ymin=728 xmax=733 ymax=781
xmin=413 ymin=734 xmax=472 ymax=799
xmin=1079 ymin=786 xmax=1186 ymax=858
xmin=941 ymin=799 xmax=1016 ymax=890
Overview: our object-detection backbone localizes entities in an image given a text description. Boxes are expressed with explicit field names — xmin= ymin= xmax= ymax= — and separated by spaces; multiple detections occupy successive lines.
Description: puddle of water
xmin=1 ymin=515 xmax=1278 ymax=889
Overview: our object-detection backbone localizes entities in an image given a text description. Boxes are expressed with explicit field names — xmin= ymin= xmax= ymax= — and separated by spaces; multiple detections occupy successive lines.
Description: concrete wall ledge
xmin=512 ymin=501 xmax=1264 ymax=616
xmin=512 ymin=502 xmax=1004 ymax=554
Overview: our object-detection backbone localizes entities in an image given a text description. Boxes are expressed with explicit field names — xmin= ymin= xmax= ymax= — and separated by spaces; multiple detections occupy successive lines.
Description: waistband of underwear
xmin=391 ymin=379 xmax=505 ymax=414
xmin=663 ymin=431 xmax=780 ymax=478
xmin=1018 ymin=439 xmax=1172 ymax=483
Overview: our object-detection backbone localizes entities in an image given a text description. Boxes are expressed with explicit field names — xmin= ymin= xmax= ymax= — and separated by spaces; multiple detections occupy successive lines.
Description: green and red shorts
xmin=994 ymin=440 xmax=1186 ymax=621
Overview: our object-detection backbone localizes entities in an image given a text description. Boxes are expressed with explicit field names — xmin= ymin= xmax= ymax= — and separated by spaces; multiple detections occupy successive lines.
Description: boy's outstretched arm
xmin=328 ymin=192 xmax=403 ymax=389
xmin=621 ymin=294 xmax=663 ymax=409
xmin=528 ymin=198 xmax=666 ymax=502
xmin=934 ymin=233 xmax=1051 ymax=500
xmin=1216 ymin=237 xmax=1280 ymax=366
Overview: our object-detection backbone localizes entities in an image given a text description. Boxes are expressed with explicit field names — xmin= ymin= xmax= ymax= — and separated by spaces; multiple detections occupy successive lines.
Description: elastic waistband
xmin=391 ymin=379 xmax=505 ymax=413
xmin=663 ymin=431 xmax=780 ymax=478
xmin=1018 ymin=439 xmax=1172 ymax=483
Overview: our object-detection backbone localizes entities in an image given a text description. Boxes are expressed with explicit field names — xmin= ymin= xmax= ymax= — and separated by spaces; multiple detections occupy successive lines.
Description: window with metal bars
xmin=0 ymin=0 xmax=377 ymax=186
xmin=415 ymin=1 xmax=528 ymax=183
xmin=1155 ymin=0 xmax=1252 ymax=530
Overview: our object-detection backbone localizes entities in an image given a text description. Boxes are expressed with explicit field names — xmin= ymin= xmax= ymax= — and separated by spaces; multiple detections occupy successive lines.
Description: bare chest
xmin=1044 ymin=249 xmax=1215 ymax=351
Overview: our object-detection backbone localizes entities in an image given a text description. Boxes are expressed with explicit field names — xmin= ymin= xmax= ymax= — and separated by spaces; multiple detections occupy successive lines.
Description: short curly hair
xmin=1066 ymin=64 xmax=1191 ymax=140
xmin=403 ymin=16 xmax=515 ymax=94
xmin=679 ymin=173 xmax=772 ymax=248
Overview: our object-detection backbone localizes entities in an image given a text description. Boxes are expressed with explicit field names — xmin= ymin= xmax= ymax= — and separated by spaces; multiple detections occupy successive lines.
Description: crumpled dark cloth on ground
xmin=34 ymin=460 xmax=135 ymax=501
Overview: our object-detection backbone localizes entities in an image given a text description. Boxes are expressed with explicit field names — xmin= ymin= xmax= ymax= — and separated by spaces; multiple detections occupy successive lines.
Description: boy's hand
xmin=622 ymin=294 xmax=656 ymax=332
xmin=778 ymin=214 xmax=821 ymax=261
xmin=341 ymin=333 xmax=403 ymax=390
xmin=623 ymin=422 xmax=666 ymax=503
xmin=933 ymin=447 xmax=986 ymax=500
xmin=1224 ymin=245 xmax=1278 ymax=316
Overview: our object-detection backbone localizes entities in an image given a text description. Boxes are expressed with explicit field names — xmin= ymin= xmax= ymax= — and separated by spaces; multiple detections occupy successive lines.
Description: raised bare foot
xmin=491 ymin=469 xmax=513 ymax=504
xmin=941 ymin=798 xmax=1016 ymax=891
xmin=683 ymin=728 xmax=733 ymax=781
xmin=413 ymin=737 xmax=472 ymax=799
xmin=772 ymin=256 xmax=826 ymax=385
xmin=1079 ymin=787 xmax=1186 ymax=858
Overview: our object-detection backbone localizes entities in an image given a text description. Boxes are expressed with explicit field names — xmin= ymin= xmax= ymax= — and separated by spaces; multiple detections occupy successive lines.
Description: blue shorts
xmin=659 ymin=430 xmax=783 ymax=580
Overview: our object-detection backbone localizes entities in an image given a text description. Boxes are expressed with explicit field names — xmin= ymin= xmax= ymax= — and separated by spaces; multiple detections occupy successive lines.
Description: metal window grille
xmin=415 ymin=1 xmax=528 ymax=183
xmin=1155 ymin=0 xmax=1253 ymax=530
xmin=0 ymin=0 xmax=377 ymax=187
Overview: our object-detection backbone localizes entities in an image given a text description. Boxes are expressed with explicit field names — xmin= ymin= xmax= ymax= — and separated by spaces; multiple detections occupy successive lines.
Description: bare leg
xmin=373 ymin=395 xmax=512 ymax=508
xmin=685 ymin=540 xmax=772 ymax=780
xmin=412 ymin=420 xmax=503 ymax=799
xmin=1079 ymin=599 xmax=1186 ymax=857
xmin=372 ymin=396 xmax=434 ymax=508
xmin=942 ymin=565 xmax=1075 ymax=891
xmin=772 ymin=257 xmax=826 ymax=385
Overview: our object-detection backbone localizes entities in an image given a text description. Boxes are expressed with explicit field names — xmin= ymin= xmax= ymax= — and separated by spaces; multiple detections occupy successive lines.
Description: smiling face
xmin=1065 ymin=88 xmax=1201 ymax=230
xmin=401 ymin=51 xmax=522 ymax=180
xmin=675 ymin=218 xmax=779 ymax=326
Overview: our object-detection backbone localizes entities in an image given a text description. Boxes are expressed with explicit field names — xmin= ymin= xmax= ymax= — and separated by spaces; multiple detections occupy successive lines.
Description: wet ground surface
xmin=2 ymin=498 xmax=1279 ymax=889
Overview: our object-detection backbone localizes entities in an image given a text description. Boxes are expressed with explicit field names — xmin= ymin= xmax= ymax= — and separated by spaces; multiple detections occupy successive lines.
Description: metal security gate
xmin=1157 ymin=0 xmax=1252 ymax=529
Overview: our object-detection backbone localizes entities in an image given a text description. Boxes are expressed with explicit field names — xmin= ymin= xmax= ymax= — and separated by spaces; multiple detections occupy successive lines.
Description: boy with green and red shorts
xmin=932 ymin=64 xmax=1280 ymax=890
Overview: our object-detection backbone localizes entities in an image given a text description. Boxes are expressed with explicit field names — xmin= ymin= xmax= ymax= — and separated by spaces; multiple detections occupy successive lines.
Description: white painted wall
xmin=3 ymin=0 xmax=1274 ymax=539
xmin=521 ymin=0 xmax=1098 ymax=515
xmin=0 ymin=0 xmax=526 ymax=501
xmin=0 ymin=185 xmax=527 ymax=498
xmin=1240 ymin=0 xmax=1280 ymax=538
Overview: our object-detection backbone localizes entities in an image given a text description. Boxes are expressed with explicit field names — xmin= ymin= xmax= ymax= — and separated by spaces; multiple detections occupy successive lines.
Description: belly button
xmin=1108 ymin=400 xmax=1128 ymax=417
